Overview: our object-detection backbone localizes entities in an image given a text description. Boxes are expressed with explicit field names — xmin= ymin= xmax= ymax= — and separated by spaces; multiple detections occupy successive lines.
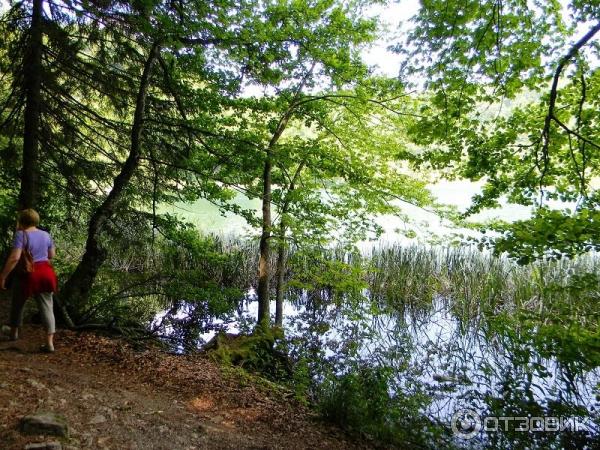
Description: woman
xmin=0 ymin=209 xmax=58 ymax=352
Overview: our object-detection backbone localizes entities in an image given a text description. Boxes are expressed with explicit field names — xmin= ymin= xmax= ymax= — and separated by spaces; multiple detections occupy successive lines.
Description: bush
xmin=317 ymin=365 xmax=447 ymax=448
xmin=205 ymin=325 xmax=293 ymax=381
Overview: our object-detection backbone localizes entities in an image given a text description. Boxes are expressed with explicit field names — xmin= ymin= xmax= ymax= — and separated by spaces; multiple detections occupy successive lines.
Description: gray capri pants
xmin=9 ymin=281 xmax=56 ymax=334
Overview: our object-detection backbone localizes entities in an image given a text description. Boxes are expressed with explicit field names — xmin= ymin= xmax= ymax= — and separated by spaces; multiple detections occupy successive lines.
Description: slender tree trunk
xmin=60 ymin=42 xmax=161 ymax=321
xmin=274 ymin=218 xmax=286 ymax=327
xmin=255 ymin=69 xmax=311 ymax=326
xmin=18 ymin=0 xmax=44 ymax=209
xmin=256 ymin=112 xmax=293 ymax=326
xmin=257 ymin=151 xmax=272 ymax=325
xmin=274 ymin=160 xmax=305 ymax=327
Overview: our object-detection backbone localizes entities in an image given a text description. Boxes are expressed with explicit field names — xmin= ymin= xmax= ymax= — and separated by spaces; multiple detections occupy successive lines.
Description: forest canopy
xmin=0 ymin=0 xmax=598 ymax=323
xmin=403 ymin=0 xmax=600 ymax=263
xmin=2 ymin=1 xmax=600 ymax=448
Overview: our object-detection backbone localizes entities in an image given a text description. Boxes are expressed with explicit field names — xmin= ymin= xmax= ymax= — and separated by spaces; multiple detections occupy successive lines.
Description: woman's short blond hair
xmin=17 ymin=209 xmax=40 ymax=228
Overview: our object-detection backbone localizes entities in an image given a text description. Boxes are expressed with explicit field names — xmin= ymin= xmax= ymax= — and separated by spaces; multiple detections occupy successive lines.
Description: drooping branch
xmin=576 ymin=68 xmax=588 ymax=198
xmin=60 ymin=40 xmax=162 ymax=320
xmin=552 ymin=116 xmax=600 ymax=152
xmin=539 ymin=21 xmax=600 ymax=187
xmin=178 ymin=36 xmax=304 ymax=48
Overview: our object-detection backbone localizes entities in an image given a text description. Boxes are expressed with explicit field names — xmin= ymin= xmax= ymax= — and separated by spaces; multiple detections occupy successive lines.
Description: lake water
xmin=160 ymin=179 xmax=536 ymax=247
xmin=153 ymin=182 xmax=599 ymax=448
xmin=152 ymin=286 xmax=600 ymax=449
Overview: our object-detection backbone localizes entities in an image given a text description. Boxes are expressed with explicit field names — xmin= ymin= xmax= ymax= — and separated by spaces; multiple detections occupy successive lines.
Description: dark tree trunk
xmin=60 ymin=42 xmax=161 ymax=321
xmin=274 ymin=218 xmax=286 ymax=327
xmin=274 ymin=161 xmax=304 ymax=327
xmin=256 ymin=95 xmax=301 ymax=326
xmin=257 ymin=152 xmax=272 ymax=325
xmin=255 ymin=74 xmax=309 ymax=326
xmin=18 ymin=0 xmax=44 ymax=209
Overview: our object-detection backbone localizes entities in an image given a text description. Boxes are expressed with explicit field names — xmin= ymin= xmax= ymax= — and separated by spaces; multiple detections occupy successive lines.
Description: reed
xmin=196 ymin=235 xmax=599 ymax=323
xmin=58 ymin=222 xmax=599 ymax=331
xmin=351 ymin=243 xmax=598 ymax=323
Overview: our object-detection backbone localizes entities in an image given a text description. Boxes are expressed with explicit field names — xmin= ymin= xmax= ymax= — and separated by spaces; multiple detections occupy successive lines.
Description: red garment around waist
xmin=21 ymin=261 xmax=58 ymax=297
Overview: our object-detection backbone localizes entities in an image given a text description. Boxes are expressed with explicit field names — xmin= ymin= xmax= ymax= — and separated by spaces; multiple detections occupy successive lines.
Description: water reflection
xmin=153 ymin=292 xmax=600 ymax=448
xmin=285 ymin=294 xmax=600 ymax=448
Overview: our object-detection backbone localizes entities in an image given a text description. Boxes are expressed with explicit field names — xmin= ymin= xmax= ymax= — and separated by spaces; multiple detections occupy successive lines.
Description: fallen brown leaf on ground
xmin=0 ymin=298 xmax=372 ymax=450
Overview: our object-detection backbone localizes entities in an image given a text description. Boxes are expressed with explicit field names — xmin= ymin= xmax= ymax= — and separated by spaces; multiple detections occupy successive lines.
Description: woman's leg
xmin=8 ymin=280 xmax=27 ymax=340
xmin=35 ymin=292 xmax=55 ymax=350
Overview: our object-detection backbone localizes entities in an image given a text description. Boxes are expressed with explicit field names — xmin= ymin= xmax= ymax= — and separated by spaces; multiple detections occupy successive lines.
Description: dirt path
xmin=0 ymin=303 xmax=368 ymax=450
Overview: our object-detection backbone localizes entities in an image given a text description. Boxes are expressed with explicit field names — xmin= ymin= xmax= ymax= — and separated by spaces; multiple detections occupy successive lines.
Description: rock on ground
xmin=20 ymin=412 xmax=68 ymax=437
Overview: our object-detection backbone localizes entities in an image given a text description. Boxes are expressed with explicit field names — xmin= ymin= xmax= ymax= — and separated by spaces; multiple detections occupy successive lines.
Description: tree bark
xmin=18 ymin=0 xmax=44 ymax=209
xmin=255 ymin=65 xmax=313 ymax=326
xmin=256 ymin=109 xmax=296 ymax=325
xmin=274 ymin=217 xmax=286 ymax=327
xmin=257 ymin=151 xmax=272 ymax=325
xmin=274 ymin=160 xmax=305 ymax=327
xmin=60 ymin=41 xmax=161 ymax=321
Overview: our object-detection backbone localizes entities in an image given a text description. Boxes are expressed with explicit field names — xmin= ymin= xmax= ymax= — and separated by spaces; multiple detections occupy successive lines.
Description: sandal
xmin=40 ymin=344 xmax=55 ymax=353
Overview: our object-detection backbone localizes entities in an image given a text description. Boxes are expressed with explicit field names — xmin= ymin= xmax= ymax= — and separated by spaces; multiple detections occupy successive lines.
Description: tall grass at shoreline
xmin=181 ymin=235 xmax=600 ymax=324
xmin=362 ymin=243 xmax=600 ymax=321
xmin=54 ymin=223 xmax=600 ymax=331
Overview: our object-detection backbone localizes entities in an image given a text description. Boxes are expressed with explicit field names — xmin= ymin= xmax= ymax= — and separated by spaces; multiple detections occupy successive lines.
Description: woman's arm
xmin=48 ymin=247 xmax=56 ymax=260
xmin=0 ymin=248 xmax=22 ymax=289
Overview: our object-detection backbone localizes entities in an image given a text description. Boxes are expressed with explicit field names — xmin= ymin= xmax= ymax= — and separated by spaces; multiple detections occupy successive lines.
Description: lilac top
xmin=13 ymin=229 xmax=55 ymax=263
